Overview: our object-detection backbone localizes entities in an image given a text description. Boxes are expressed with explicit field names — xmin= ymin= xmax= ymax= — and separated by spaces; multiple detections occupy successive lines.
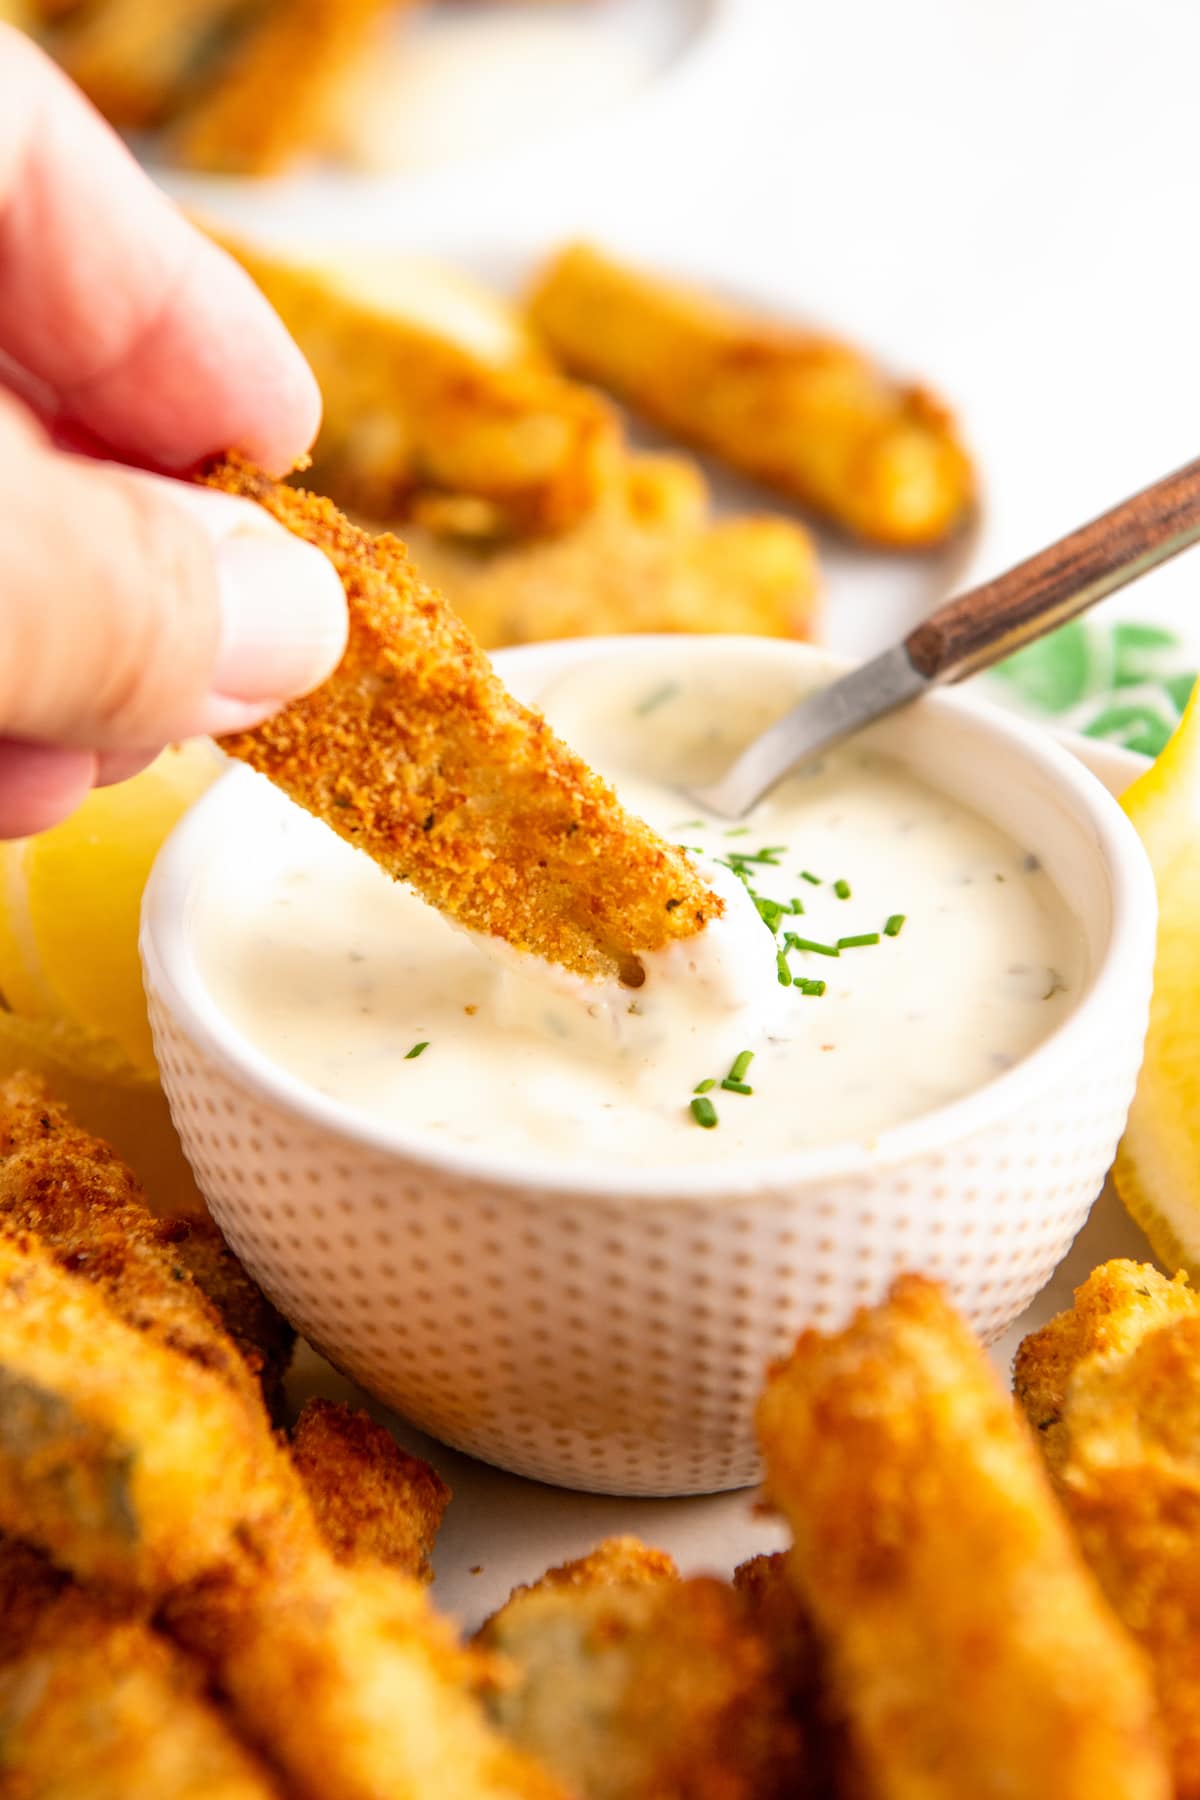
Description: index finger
xmin=0 ymin=27 xmax=320 ymax=473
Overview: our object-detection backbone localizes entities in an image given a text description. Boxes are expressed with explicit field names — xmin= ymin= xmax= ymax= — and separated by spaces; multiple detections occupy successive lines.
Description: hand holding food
xmin=0 ymin=29 xmax=346 ymax=840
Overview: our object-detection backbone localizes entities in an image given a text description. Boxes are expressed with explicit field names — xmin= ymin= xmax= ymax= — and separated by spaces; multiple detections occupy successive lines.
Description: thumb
xmin=0 ymin=401 xmax=347 ymax=752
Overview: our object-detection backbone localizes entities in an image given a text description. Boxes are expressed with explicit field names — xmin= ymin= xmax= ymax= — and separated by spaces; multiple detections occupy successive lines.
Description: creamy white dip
xmin=199 ymin=651 xmax=1087 ymax=1167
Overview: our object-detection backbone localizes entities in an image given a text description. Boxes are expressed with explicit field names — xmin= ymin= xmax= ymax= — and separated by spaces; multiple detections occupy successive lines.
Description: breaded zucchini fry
xmin=201 ymin=456 xmax=722 ymax=986
xmin=0 ymin=1070 xmax=283 ymax=1415
xmin=0 ymin=1541 xmax=282 ymax=1800
xmin=0 ymin=1232 xmax=294 ymax=1595
xmin=479 ymin=1565 xmax=809 ymax=1799
xmin=217 ymin=235 xmax=620 ymax=536
xmin=490 ymin=1537 xmax=679 ymax=1609
xmin=167 ymin=1210 xmax=295 ymax=1418
xmin=406 ymin=456 xmax=818 ymax=649
xmin=756 ymin=1274 xmax=1169 ymax=1800
xmin=290 ymin=1397 xmax=450 ymax=1581
xmin=53 ymin=0 xmax=253 ymax=129
xmin=529 ymin=243 xmax=976 ymax=548
xmin=174 ymin=0 xmax=399 ymax=175
xmin=1015 ymin=1261 xmax=1200 ymax=1797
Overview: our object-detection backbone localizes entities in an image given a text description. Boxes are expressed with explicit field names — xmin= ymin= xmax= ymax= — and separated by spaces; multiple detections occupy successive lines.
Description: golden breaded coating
xmin=201 ymin=456 xmax=722 ymax=986
xmin=290 ymin=1398 xmax=450 ymax=1581
xmin=0 ymin=1542 xmax=283 ymax=1800
xmin=0 ymin=1241 xmax=564 ymax=1799
xmin=217 ymin=236 xmax=621 ymax=537
xmin=173 ymin=0 xmax=397 ymax=175
xmin=529 ymin=242 xmax=976 ymax=548
xmin=52 ymin=0 xmax=253 ymax=128
xmin=0 ymin=1232 xmax=296 ymax=1596
xmin=1016 ymin=1262 xmax=1200 ymax=1798
xmin=0 ymin=1070 xmax=286 ymax=1414
xmin=756 ymin=1274 xmax=1169 ymax=1800
xmin=479 ymin=1570 xmax=810 ymax=1800
xmin=405 ymin=456 xmax=818 ymax=650
xmin=493 ymin=1537 xmax=680 ymax=1610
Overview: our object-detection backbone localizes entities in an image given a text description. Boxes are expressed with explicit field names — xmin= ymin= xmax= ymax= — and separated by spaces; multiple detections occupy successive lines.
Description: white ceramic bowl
xmin=142 ymin=638 xmax=1157 ymax=1496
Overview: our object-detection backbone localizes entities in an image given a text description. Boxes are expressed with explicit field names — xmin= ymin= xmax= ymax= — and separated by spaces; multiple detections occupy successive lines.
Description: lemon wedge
xmin=0 ymin=742 xmax=218 ymax=1074
xmin=0 ymin=742 xmax=218 ymax=1206
xmin=1114 ymin=676 xmax=1200 ymax=1271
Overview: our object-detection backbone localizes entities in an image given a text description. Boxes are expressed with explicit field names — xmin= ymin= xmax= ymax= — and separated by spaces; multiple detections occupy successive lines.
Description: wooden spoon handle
xmin=905 ymin=457 xmax=1200 ymax=683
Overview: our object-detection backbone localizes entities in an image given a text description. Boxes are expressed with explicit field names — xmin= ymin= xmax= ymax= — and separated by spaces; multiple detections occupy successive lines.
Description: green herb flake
xmin=728 ymin=1050 xmax=755 ymax=1083
xmin=785 ymin=934 xmax=840 ymax=958
xmin=404 ymin=1041 xmax=430 ymax=1059
xmin=720 ymin=1079 xmax=754 ymax=1095
xmin=776 ymin=951 xmax=793 ymax=986
xmin=690 ymin=1096 xmax=719 ymax=1129
xmin=800 ymin=871 xmax=821 ymax=885
xmin=837 ymin=933 xmax=880 ymax=949
xmin=833 ymin=878 xmax=851 ymax=899
xmin=884 ymin=913 xmax=906 ymax=937
xmin=693 ymin=1078 xmax=716 ymax=1094
xmin=635 ymin=681 xmax=679 ymax=717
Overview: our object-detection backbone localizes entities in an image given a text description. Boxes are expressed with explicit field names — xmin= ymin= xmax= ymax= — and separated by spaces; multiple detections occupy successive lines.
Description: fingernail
xmin=210 ymin=529 xmax=348 ymax=715
xmin=101 ymin=472 xmax=349 ymax=741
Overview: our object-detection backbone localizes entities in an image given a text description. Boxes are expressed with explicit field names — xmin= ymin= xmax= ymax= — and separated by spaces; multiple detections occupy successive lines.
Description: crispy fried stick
xmin=756 ymin=1274 xmax=1169 ymax=1800
xmin=1015 ymin=1260 xmax=1200 ymax=1798
xmin=52 ymin=0 xmax=254 ymax=129
xmin=405 ymin=454 xmax=818 ymax=650
xmin=528 ymin=243 xmax=976 ymax=549
xmin=290 ymin=1398 xmax=450 ymax=1582
xmin=0 ymin=1070 xmax=291 ymax=1414
xmin=201 ymin=456 xmax=722 ymax=986
xmin=479 ymin=1546 xmax=809 ymax=1800
xmin=0 ymin=1540 xmax=284 ymax=1800
xmin=214 ymin=235 xmax=620 ymax=536
xmin=174 ymin=0 xmax=400 ymax=175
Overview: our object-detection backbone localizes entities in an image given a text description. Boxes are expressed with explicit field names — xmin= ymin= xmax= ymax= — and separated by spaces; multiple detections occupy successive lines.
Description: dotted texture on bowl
xmin=148 ymin=993 xmax=1144 ymax=1497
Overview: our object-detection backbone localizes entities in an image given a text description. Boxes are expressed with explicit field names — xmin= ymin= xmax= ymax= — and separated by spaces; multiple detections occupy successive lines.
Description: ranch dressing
xmin=199 ymin=653 xmax=1086 ymax=1167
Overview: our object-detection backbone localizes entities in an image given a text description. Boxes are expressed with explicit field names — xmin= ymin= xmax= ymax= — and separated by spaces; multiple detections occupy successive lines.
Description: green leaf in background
xmin=1110 ymin=621 xmax=1181 ymax=688
xmin=1083 ymin=700 xmax=1178 ymax=758
xmin=994 ymin=619 xmax=1113 ymax=714
xmin=1164 ymin=671 xmax=1198 ymax=713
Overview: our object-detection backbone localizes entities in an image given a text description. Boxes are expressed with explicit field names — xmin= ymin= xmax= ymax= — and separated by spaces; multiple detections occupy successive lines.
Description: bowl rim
xmin=141 ymin=635 xmax=1158 ymax=1203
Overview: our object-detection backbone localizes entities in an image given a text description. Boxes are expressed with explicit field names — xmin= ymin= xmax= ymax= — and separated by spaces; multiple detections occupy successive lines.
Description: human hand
xmin=0 ymin=28 xmax=348 ymax=837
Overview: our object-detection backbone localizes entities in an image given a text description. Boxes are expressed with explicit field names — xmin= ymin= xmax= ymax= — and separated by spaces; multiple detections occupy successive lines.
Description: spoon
xmin=693 ymin=456 xmax=1200 ymax=819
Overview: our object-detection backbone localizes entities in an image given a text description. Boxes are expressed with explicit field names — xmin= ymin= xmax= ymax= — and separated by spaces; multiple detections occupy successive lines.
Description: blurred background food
xmin=15 ymin=0 xmax=704 ymax=177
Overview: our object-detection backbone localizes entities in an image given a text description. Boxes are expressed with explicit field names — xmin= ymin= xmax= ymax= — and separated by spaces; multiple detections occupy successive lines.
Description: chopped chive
xmin=693 ymin=1077 xmax=716 ymax=1094
xmin=725 ymin=826 xmax=751 ymax=837
xmin=673 ymin=819 xmax=705 ymax=831
xmin=728 ymin=1049 xmax=755 ymax=1083
xmin=677 ymin=845 xmax=705 ymax=855
xmin=405 ymin=1041 xmax=430 ymax=1059
xmin=721 ymin=1079 xmax=754 ymax=1095
xmin=776 ymin=950 xmax=793 ymax=986
xmin=884 ymin=913 xmax=906 ymax=937
xmin=799 ymin=978 xmax=827 ymax=997
xmin=833 ymin=878 xmax=851 ymax=899
xmin=755 ymin=896 xmax=785 ymax=933
xmin=789 ymin=897 xmax=805 ymax=914
xmin=635 ymin=680 xmax=679 ymax=717
xmin=785 ymin=933 xmax=840 ymax=958
xmin=838 ymin=933 xmax=880 ymax=949
xmin=800 ymin=870 xmax=821 ymax=885
xmin=690 ymin=1096 xmax=719 ymax=1129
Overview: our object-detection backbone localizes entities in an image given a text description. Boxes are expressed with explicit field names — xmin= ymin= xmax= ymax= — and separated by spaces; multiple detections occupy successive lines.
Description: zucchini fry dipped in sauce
xmin=0 ymin=1541 xmax=283 ymax=1800
xmin=200 ymin=456 xmax=723 ymax=987
xmin=216 ymin=236 xmax=621 ymax=537
xmin=478 ymin=1539 xmax=811 ymax=1800
xmin=756 ymin=1274 xmax=1170 ymax=1800
xmin=529 ymin=243 xmax=975 ymax=549
xmin=1015 ymin=1260 xmax=1200 ymax=1799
